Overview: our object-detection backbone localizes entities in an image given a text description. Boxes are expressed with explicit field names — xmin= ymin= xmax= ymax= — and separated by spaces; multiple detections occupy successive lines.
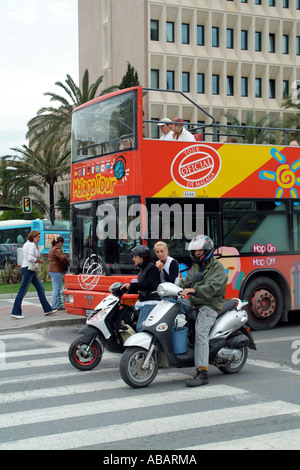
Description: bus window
xmin=222 ymin=200 xmax=290 ymax=253
xmin=72 ymin=90 xmax=137 ymax=162
xmin=293 ymin=204 xmax=300 ymax=252
xmin=146 ymin=198 xmax=219 ymax=260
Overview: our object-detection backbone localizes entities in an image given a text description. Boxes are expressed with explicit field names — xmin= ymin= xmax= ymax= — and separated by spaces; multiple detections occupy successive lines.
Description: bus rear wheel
xmin=243 ymin=276 xmax=283 ymax=330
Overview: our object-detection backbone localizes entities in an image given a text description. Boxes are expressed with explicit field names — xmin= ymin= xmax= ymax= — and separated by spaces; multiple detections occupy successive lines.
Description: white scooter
xmin=119 ymin=274 xmax=256 ymax=388
xmin=68 ymin=282 xmax=136 ymax=371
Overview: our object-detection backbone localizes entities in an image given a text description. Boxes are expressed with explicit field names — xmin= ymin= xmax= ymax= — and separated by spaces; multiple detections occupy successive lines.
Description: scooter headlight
xmin=157 ymin=284 xmax=167 ymax=296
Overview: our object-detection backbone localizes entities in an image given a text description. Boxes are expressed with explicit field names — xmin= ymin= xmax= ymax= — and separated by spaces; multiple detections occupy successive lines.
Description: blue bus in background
xmin=0 ymin=219 xmax=70 ymax=254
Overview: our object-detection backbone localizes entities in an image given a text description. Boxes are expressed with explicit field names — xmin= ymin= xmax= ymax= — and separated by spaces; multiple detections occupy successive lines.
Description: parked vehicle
xmin=0 ymin=244 xmax=19 ymax=269
xmin=119 ymin=274 xmax=256 ymax=388
xmin=68 ymin=282 xmax=136 ymax=371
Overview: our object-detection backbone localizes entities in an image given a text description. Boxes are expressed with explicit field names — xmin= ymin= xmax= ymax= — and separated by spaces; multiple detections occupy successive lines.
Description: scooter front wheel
xmin=68 ymin=337 xmax=103 ymax=371
xmin=120 ymin=346 xmax=159 ymax=388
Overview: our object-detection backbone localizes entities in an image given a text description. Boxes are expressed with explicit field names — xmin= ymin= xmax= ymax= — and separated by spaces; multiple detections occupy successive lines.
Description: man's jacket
xmin=179 ymin=256 xmax=228 ymax=313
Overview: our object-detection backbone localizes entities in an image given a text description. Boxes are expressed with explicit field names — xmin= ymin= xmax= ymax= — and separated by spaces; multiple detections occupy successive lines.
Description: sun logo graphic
xmin=259 ymin=148 xmax=300 ymax=206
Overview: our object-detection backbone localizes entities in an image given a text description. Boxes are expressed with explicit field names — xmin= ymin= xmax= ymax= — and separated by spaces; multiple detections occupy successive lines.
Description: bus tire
xmin=243 ymin=276 xmax=283 ymax=331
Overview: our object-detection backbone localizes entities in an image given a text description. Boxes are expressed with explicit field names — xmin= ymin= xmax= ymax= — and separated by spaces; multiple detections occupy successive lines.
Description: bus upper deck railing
xmin=142 ymin=87 xmax=300 ymax=144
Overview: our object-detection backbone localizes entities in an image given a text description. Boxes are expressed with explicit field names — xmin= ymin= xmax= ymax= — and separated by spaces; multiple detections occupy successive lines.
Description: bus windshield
xmin=72 ymin=89 xmax=137 ymax=162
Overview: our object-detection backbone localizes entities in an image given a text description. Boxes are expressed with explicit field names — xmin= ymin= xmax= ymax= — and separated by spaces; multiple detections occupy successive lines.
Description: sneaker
xmin=44 ymin=310 xmax=57 ymax=316
xmin=185 ymin=369 xmax=208 ymax=387
xmin=11 ymin=314 xmax=25 ymax=319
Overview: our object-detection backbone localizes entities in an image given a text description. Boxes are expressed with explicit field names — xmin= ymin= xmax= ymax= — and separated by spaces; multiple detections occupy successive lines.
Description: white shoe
xmin=45 ymin=310 xmax=57 ymax=316
xmin=11 ymin=314 xmax=25 ymax=319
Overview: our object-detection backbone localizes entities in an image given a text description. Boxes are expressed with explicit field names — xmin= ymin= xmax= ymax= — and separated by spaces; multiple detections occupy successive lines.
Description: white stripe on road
xmin=0 ymin=371 xmax=196 ymax=403
xmin=248 ymin=359 xmax=300 ymax=376
xmin=180 ymin=428 xmax=300 ymax=450
xmin=0 ymin=384 xmax=247 ymax=428
xmin=1 ymin=400 xmax=299 ymax=450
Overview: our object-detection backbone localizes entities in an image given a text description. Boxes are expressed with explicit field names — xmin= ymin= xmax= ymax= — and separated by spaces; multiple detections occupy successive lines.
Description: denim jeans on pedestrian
xmin=49 ymin=272 xmax=62 ymax=309
xmin=11 ymin=267 xmax=53 ymax=316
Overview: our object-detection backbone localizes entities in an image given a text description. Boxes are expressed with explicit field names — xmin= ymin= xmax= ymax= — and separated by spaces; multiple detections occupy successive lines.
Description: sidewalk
xmin=0 ymin=292 xmax=85 ymax=333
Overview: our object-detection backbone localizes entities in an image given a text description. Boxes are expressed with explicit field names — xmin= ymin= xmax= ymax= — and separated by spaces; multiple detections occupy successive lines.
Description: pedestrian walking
xmin=11 ymin=231 xmax=56 ymax=319
xmin=48 ymin=236 xmax=69 ymax=310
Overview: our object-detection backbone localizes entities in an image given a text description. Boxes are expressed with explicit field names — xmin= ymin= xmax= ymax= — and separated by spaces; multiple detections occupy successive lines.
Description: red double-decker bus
xmin=64 ymin=86 xmax=300 ymax=330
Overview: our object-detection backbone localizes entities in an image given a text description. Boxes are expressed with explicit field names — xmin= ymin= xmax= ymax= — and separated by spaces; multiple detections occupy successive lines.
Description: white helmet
xmin=188 ymin=235 xmax=214 ymax=263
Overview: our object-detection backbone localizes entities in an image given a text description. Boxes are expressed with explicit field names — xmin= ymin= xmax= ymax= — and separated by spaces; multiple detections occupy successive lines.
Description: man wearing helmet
xmin=179 ymin=235 xmax=228 ymax=387
xmin=122 ymin=245 xmax=160 ymax=332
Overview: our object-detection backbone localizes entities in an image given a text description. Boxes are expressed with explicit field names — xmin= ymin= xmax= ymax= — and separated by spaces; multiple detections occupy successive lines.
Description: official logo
xmin=171 ymin=144 xmax=221 ymax=189
xmin=78 ymin=274 xmax=100 ymax=291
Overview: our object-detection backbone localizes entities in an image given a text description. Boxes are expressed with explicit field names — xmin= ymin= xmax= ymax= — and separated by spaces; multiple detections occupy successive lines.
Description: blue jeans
xmin=11 ymin=267 xmax=52 ymax=316
xmin=49 ymin=272 xmax=62 ymax=309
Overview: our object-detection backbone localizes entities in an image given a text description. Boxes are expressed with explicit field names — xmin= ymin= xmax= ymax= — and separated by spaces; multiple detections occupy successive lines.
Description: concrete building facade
xmin=78 ymin=0 xmax=300 ymax=134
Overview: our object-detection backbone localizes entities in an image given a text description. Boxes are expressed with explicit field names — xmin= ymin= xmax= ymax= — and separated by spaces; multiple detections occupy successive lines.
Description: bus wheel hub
xmin=251 ymin=289 xmax=275 ymax=319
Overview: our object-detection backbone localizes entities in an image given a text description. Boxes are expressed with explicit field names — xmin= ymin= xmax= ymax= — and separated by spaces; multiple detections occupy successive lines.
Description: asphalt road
xmin=0 ymin=318 xmax=299 ymax=451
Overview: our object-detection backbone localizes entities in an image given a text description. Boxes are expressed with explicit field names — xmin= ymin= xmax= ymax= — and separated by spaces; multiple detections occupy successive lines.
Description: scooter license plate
xmin=85 ymin=309 xmax=95 ymax=317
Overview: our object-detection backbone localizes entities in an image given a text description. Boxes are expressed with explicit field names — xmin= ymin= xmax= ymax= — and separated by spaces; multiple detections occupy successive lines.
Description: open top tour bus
xmin=64 ymin=86 xmax=300 ymax=330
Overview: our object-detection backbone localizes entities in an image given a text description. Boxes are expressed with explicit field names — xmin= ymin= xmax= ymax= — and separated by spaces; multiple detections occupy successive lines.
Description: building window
xmin=283 ymin=35 xmax=289 ymax=54
xmin=227 ymin=29 xmax=234 ymax=49
xmin=255 ymin=0 xmax=262 ymax=4
xmin=197 ymin=73 xmax=205 ymax=94
xmin=241 ymin=77 xmax=248 ymax=97
xmin=166 ymin=22 xmax=174 ymax=43
xmin=167 ymin=70 xmax=175 ymax=90
xmin=255 ymin=32 xmax=262 ymax=51
xmin=151 ymin=69 xmax=159 ymax=89
xmin=255 ymin=78 xmax=262 ymax=98
xmin=197 ymin=25 xmax=205 ymax=46
xmin=212 ymin=27 xmax=219 ymax=47
xmin=227 ymin=76 xmax=234 ymax=96
xmin=283 ymin=80 xmax=289 ymax=98
xmin=269 ymin=0 xmax=275 ymax=6
xmin=212 ymin=75 xmax=220 ymax=95
xmin=269 ymin=33 xmax=276 ymax=53
xmin=182 ymin=23 xmax=190 ymax=44
xmin=297 ymin=0 xmax=300 ymax=10
xmin=150 ymin=20 xmax=159 ymax=41
xmin=297 ymin=36 xmax=300 ymax=55
xmin=241 ymin=0 xmax=248 ymax=3
xmin=283 ymin=0 xmax=289 ymax=7
xmin=269 ymin=79 xmax=276 ymax=99
xmin=241 ymin=30 xmax=248 ymax=50
xmin=182 ymin=72 xmax=190 ymax=92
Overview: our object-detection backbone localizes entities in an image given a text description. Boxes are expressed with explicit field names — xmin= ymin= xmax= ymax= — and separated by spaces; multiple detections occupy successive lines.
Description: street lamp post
xmin=6 ymin=166 xmax=17 ymax=218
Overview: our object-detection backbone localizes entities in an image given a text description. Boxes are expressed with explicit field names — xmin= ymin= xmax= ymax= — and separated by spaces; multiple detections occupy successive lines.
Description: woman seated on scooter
xmin=154 ymin=241 xmax=179 ymax=285
xmin=121 ymin=245 xmax=160 ymax=332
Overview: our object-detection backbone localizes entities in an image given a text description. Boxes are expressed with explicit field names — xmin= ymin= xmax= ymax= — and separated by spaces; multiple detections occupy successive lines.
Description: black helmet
xmin=132 ymin=245 xmax=150 ymax=258
xmin=188 ymin=235 xmax=214 ymax=264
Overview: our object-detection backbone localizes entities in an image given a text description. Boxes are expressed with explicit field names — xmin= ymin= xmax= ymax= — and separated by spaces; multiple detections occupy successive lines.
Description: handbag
xmin=28 ymin=261 xmax=39 ymax=272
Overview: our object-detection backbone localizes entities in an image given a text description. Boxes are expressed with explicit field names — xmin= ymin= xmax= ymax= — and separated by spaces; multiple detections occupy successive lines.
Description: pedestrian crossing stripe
xmin=0 ymin=400 xmax=299 ymax=450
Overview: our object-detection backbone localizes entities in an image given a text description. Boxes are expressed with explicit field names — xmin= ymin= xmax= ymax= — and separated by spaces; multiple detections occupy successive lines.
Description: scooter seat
xmin=218 ymin=299 xmax=237 ymax=318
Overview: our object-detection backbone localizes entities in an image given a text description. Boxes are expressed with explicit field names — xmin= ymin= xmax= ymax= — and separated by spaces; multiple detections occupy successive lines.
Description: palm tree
xmin=8 ymin=144 xmax=69 ymax=218
xmin=222 ymin=110 xmax=282 ymax=144
xmin=27 ymin=70 xmax=119 ymax=153
xmin=0 ymin=156 xmax=46 ymax=216
xmin=281 ymin=93 xmax=300 ymax=141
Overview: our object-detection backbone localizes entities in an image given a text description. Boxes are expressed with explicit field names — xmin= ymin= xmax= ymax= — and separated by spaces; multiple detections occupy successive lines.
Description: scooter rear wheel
xmin=68 ymin=337 xmax=103 ymax=371
xmin=217 ymin=346 xmax=248 ymax=374
xmin=120 ymin=346 xmax=159 ymax=388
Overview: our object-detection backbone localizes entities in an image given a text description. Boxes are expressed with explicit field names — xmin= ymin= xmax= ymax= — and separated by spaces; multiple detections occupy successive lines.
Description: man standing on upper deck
xmin=171 ymin=117 xmax=196 ymax=142
xmin=157 ymin=118 xmax=173 ymax=140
